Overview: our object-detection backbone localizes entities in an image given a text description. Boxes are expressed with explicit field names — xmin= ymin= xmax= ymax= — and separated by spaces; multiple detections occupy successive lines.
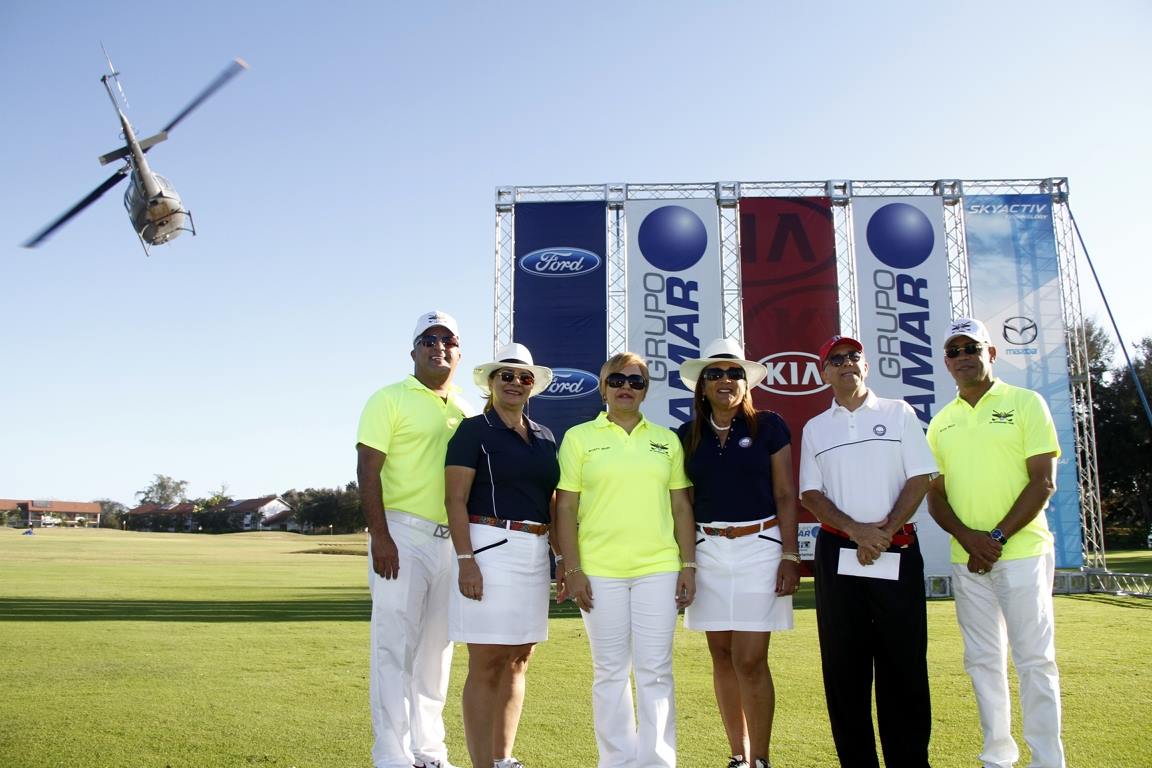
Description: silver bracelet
xmin=456 ymin=553 xmax=474 ymax=560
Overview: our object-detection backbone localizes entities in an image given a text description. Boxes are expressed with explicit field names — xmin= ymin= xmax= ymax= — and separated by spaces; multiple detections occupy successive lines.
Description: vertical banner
xmin=626 ymin=199 xmax=724 ymax=429
xmin=512 ymin=202 xmax=608 ymax=441
xmin=964 ymin=194 xmax=1082 ymax=568
xmin=740 ymin=197 xmax=839 ymax=560
xmin=852 ymin=196 xmax=953 ymax=575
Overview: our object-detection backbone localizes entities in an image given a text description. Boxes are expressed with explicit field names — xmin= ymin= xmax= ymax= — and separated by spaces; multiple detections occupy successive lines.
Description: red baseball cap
xmin=817 ymin=335 xmax=864 ymax=363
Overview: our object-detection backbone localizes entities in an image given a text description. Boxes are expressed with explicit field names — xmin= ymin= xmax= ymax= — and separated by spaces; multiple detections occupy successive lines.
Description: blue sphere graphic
xmin=637 ymin=205 xmax=708 ymax=272
xmin=866 ymin=203 xmax=935 ymax=269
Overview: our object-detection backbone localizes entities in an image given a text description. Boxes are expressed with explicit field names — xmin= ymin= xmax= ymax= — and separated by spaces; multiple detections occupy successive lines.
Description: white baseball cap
xmin=944 ymin=317 xmax=992 ymax=347
xmin=411 ymin=310 xmax=460 ymax=342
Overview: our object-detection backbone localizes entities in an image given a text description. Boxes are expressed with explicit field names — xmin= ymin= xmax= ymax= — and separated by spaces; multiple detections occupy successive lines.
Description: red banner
xmin=740 ymin=197 xmax=840 ymax=557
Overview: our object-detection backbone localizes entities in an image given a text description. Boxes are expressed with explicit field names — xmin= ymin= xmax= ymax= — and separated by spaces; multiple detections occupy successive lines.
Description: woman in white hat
xmin=445 ymin=342 xmax=561 ymax=768
xmin=677 ymin=338 xmax=801 ymax=768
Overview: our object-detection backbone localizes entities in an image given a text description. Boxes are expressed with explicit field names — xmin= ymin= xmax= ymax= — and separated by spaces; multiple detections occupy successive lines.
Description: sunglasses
xmin=702 ymin=366 xmax=746 ymax=382
xmin=414 ymin=334 xmax=460 ymax=349
xmin=496 ymin=369 xmax=535 ymax=386
xmin=945 ymin=342 xmax=985 ymax=358
xmin=825 ymin=351 xmax=862 ymax=367
xmin=605 ymin=373 xmax=647 ymax=390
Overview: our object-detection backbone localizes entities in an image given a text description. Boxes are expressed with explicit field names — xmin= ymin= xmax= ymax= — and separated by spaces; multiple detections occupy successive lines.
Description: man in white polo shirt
xmin=357 ymin=310 xmax=473 ymax=768
xmin=799 ymin=335 xmax=938 ymax=768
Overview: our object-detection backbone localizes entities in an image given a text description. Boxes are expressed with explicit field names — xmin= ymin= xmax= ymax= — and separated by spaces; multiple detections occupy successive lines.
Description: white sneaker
xmin=727 ymin=757 xmax=749 ymax=768
xmin=753 ymin=760 xmax=771 ymax=768
xmin=413 ymin=759 xmax=458 ymax=768
xmin=494 ymin=760 xmax=525 ymax=768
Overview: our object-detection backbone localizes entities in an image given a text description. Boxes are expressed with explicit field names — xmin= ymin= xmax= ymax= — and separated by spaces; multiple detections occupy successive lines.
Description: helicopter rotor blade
xmin=23 ymin=168 xmax=129 ymax=248
xmin=158 ymin=58 xmax=248 ymax=136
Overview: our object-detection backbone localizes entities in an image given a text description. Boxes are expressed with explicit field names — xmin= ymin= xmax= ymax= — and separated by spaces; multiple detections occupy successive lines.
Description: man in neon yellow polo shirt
xmin=357 ymin=310 xmax=473 ymax=768
xmin=927 ymin=317 xmax=1066 ymax=768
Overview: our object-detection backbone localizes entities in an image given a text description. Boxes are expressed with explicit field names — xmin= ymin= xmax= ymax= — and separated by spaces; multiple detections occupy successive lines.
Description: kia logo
xmin=1002 ymin=316 xmax=1038 ymax=345
xmin=756 ymin=352 xmax=829 ymax=396
xmin=537 ymin=368 xmax=599 ymax=400
xmin=517 ymin=247 xmax=602 ymax=278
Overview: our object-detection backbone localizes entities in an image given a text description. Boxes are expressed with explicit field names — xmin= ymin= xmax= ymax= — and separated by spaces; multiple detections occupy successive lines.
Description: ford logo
xmin=537 ymin=368 xmax=599 ymax=400
xmin=757 ymin=352 xmax=829 ymax=396
xmin=517 ymin=247 xmax=602 ymax=278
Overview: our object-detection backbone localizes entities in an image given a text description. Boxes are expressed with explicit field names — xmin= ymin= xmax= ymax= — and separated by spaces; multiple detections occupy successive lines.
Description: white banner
xmin=851 ymin=196 xmax=953 ymax=576
xmin=626 ymin=198 xmax=724 ymax=429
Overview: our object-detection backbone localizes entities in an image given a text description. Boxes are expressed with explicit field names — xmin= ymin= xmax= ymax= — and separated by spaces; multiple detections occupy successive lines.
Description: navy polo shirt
xmin=677 ymin=411 xmax=792 ymax=524
xmin=445 ymin=411 xmax=560 ymax=524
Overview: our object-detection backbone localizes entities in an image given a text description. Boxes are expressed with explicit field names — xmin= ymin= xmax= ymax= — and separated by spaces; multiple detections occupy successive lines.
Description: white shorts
xmin=684 ymin=518 xmax=794 ymax=632
xmin=449 ymin=522 xmax=551 ymax=645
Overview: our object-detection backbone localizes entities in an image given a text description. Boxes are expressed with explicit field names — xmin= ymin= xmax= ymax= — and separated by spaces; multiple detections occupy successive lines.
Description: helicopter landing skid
xmin=135 ymin=210 xmax=196 ymax=257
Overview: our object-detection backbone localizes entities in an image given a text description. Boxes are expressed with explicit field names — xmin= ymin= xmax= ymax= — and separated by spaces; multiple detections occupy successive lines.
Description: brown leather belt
xmin=468 ymin=514 xmax=549 ymax=536
xmin=821 ymin=522 xmax=916 ymax=548
xmin=698 ymin=518 xmax=779 ymax=539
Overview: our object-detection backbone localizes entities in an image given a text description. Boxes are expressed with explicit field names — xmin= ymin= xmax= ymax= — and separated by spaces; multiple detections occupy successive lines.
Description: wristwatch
xmin=989 ymin=528 xmax=1008 ymax=545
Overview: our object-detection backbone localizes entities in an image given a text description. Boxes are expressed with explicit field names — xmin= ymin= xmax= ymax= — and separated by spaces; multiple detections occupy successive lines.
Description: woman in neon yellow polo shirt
xmin=555 ymin=351 xmax=696 ymax=768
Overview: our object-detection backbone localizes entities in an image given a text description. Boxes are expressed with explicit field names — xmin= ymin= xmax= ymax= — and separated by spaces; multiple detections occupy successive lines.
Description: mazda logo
xmin=1002 ymin=316 xmax=1038 ymax=345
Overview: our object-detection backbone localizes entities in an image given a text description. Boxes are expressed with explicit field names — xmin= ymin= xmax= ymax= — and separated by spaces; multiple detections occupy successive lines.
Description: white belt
xmin=385 ymin=509 xmax=451 ymax=538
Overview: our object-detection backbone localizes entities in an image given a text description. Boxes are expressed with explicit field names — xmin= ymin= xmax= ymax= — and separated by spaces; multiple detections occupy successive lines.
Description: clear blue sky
xmin=2 ymin=1 xmax=1149 ymax=506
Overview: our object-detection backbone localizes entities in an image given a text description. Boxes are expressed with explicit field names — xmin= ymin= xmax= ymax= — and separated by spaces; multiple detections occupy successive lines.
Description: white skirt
xmin=684 ymin=517 xmax=794 ymax=632
xmin=449 ymin=521 xmax=551 ymax=645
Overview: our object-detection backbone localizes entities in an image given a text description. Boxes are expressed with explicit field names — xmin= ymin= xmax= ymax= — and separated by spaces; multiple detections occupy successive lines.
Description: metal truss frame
xmin=1050 ymin=182 xmax=1107 ymax=571
xmin=495 ymin=178 xmax=1109 ymax=585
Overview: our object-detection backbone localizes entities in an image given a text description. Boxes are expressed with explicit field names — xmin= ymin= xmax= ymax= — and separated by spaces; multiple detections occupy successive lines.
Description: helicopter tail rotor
xmin=100 ymin=42 xmax=129 ymax=111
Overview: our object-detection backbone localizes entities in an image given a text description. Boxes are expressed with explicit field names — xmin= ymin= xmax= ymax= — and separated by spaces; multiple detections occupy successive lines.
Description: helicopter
xmin=23 ymin=52 xmax=248 ymax=254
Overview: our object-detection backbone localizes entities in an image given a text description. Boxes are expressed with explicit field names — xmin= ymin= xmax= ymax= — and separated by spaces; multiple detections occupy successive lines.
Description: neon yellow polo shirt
xmin=357 ymin=376 xmax=471 ymax=524
xmin=557 ymin=412 xmax=691 ymax=578
xmin=927 ymin=379 xmax=1059 ymax=562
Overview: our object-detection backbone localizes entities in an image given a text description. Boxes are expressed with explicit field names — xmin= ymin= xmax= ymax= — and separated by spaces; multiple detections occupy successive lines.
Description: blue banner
xmin=512 ymin=202 xmax=608 ymax=442
xmin=964 ymin=194 xmax=1082 ymax=568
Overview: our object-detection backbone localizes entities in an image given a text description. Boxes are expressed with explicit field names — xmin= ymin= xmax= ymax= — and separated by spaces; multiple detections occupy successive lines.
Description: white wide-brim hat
xmin=473 ymin=342 xmax=553 ymax=398
xmin=679 ymin=338 xmax=769 ymax=390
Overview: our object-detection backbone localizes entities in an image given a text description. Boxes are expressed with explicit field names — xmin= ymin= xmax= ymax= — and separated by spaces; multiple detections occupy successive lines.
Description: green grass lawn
xmin=1 ymin=528 xmax=1148 ymax=768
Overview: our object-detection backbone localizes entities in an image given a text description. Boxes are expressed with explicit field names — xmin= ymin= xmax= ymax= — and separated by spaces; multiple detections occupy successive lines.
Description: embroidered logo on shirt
xmin=873 ymin=424 xmax=887 ymax=436
xmin=990 ymin=410 xmax=1015 ymax=424
xmin=738 ymin=436 xmax=752 ymax=448
xmin=649 ymin=441 xmax=670 ymax=455
xmin=588 ymin=446 xmax=612 ymax=453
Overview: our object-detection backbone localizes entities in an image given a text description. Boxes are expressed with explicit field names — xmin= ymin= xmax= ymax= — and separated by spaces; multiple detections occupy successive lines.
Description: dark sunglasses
xmin=605 ymin=373 xmax=647 ymax=390
xmin=825 ymin=351 xmax=862 ymax=367
xmin=496 ymin=369 xmax=535 ymax=386
xmin=945 ymin=342 xmax=985 ymax=358
xmin=414 ymin=334 xmax=460 ymax=349
xmin=702 ymin=366 xmax=747 ymax=382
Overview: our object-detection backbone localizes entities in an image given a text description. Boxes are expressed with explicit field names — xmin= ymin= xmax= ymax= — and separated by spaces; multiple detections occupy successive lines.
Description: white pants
xmin=582 ymin=572 xmax=679 ymax=768
xmin=952 ymin=552 xmax=1065 ymax=768
xmin=369 ymin=512 xmax=455 ymax=768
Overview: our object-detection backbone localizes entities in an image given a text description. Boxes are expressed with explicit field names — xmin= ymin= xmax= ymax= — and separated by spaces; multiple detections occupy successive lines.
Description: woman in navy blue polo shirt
xmin=445 ymin=342 xmax=561 ymax=768
xmin=677 ymin=338 xmax=801 ymax=768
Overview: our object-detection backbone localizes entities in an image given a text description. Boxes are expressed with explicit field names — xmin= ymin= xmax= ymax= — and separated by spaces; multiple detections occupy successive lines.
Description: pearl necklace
xmin=709 ymin=414 xmax=732 ymax=432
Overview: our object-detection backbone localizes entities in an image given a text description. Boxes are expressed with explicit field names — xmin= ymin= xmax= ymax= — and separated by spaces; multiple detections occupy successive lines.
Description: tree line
xmin=94 ymin=477 xmax=365 ymax=534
